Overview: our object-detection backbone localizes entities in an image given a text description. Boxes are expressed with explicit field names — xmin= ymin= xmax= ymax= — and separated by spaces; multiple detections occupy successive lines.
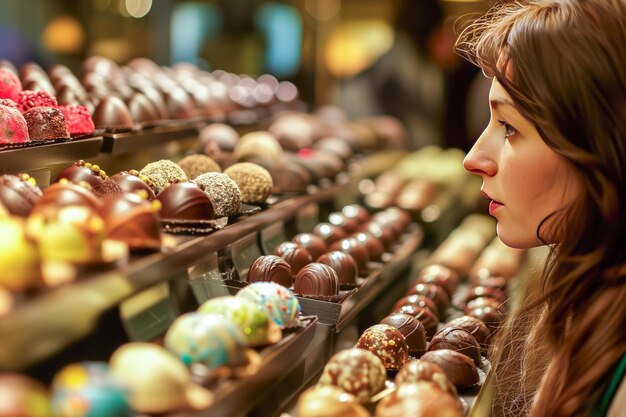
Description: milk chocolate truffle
xmin=352 ymin=232 xmax=385 ymax=262
xmin=470 ymin=275 xmax=507 ymax=291
xmin=24 ymin=107 xmax=70 ymax=140
xmin=317 ymin=251 xmax=358 ymax=286
xmin=392 ymin=295 xmax=438 ymax=319
xmin=0 ymin=174 xmax=42 ymax=217
xmin=444 ymin=316 xmax=491 ymax=351
xmin=126 ymin=93 xmax=159 ymax=125
xmin=394 ymin=360 xmax=456 ymax=395
xmin=292 ymin=233 xmax=327 ymax=260
xmin=428 ymin=327 xmax=482 ymax=367
xmin=357 ymin=221 xmax=395 ymax=251
xmin=314 ymin=137 xmax=354 ymax=161
xmin=55 ymin=160 xmax=107 ymax=188
xmin=376 ymin=381 xmax=463 ymax=417
xmin=407 ymin=283 xmax=450 ymax=320
xmin=319 ymin=348 xmax=386 ymax=403
xmin=396 ymin=305 xmax=439 ymax=339
xmin=329 ymin=237 xmax=369 ymax=273
xmin=92 ymin=96 xmax=135 ymax=132
xmin=224 ymin=162 xmax=273 ymax=204
xmin=267 ymin=112 xmax=315 ymax=151
xmin=234 ymin=131 xmax=283 ymax=165
xmin=294 ymin=262 xmax=339 ymax=296
xmin=465 ymin=296 xmax=505 ymax=314
xmin=157 ymin=181 xmax=215 ymax=220
xmin=269 ymin=160 xmax=312 ymax=194
xmin=328 ymin=212 xmax=359 ymax=234
xmin=177 ymin=154 xmax=221 ymax=179
xmin=140 ymin=160 xmax=188 ymax=189
xmin=102 ymin=193 xmax=162 ymax=250
xmin=193 ymin=172 xmax=242 ymax=217
xmin=248 ymin=255 xmax=293 ymax=287
xmin=295 ymin=385 xmax=370 ymax=417
xmin=107 ymin=170 xmax=157 ymax=199
xmin=467 ymin=306 xmax=504 ymax=334
xmin=34 ymin=180 xmax=101 ymax=212
xmin=380 ymin=313 xmax=427 ymax=357
xmin=342 ymin=204 xmax=369 ymax=224
xmin=420 ymin=349 xmax=480 ymax=389
xmin=274 ymin=242 xmax=312 ymax=276
xmin=465 ymin=285 xmax=508 ymax=305
xmin=356 ymin=324 xmax=409 ymax=370
xmin=312 ymin=223 xmax=347 ymax=246
xmin=164 ymin=87 xmax=194 ymax=119
xmin=414 ymin=264 xmax=460 ymax=298
xmin=198 ymin=123 xmax=239 ymax=152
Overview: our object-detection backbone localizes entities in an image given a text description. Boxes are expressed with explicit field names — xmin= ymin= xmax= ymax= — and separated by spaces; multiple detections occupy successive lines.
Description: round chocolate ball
xmin=198 ymin=123 xmax=239 ymax=152
xmin=420 ymin=349 xmax=480 ymax=389
xmin=157 ymin=181 xmax=215 ymax=220
xmin=224 ymin=162 xmax=273 ymax=204
xmin=375 ymin=381 xmax=463 ymax=417
xmin=34 ymin=181 xmax=101 ymax=212
xmin=427 ymin=327 xmax=482 ymax=367
xmin=342 ymin=204 xmax=370 ymax=224
xmin=394 ymin=360 xmax=456 ymax=395
xmin=107 ymin=170 xmax=157 ymax=200
xmin=444 ymin=316 xmax=491 ymax=351
xmin=467 ymin=306 xmax=504 ymax=334
xmin=294 ymin=263 xmax=339 ymax=296
xmin=0 ymin=174 xmax=42 ymax=217
xmin=328 ymin=212 xmax=359 ymax=234
xmin=274 ymin=242 xmax=312 ymax=276
xmin=465 ymin=297 xmax=506 ymax=314
xmin=357 ymin=221 xmax=395 ymax=251
xmin=470 ymin=275 xmax=507 ymax=291
xmin=102 ymin=193 xmax=162 ymax=250
xmin=414 ymin=264 xmax=460 ymax=298
xmin=314 ymin=137 xmax=354 ymax=161
xmin=317 ymin=251 xmax=358 ymax=286
xmin=465 ymin=285 xmax=508 ymax=305
xmin=248 ymin=255 xmax=293 ymax=288
xmin=395 ymin=305 xmax=439 ymax=339
xmin=313 ymin=222 xmax=348 ymax=246
xmin=295 ymin=385 xmax=370 ymax=417
xmin=193 ymin=172 xmax=241 ymax=217
xmin=292 ymin=233 xmax=327 ymax=260
xmin=92 ymin=96 xmax=135 ymax=132
xmin=356 ymin=324 xmax=409 ymax=370
xmin=392 ymin=295 xmax=438 ymax=319
xmin=352 ymin=232 xmax=385 ymax=262
xmin=329 ymin=237 xmax=369 ymax=274
xmin=407 ymin=283 xmax=450 ymax=320
xmin=55 ymin=160 xmax=107 ymax=188
xmin=380 ymin=313 xmax=427 ymax=357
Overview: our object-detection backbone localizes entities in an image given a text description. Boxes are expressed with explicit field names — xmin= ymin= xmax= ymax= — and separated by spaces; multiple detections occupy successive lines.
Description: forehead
xmin=489 ymin=78 xmax=513 ymax=103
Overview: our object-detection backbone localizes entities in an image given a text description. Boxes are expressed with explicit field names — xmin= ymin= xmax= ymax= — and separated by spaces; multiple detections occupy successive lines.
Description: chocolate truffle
xmin=467 ymin=306 xmax=504 ymax=334
xmin=444 ymin=316 xmax=491 ymax=351
xmin=392 ymin=295 xmax=438 ymax=319
xmin=357 ymin=221 xmax=395 ymax=251
xmin=234 ymin=131 xmax=283 ymax=165
xmin=0 ymin=217 xmax=41 ymax=291
xmin=269 ymin=161 xmax=312 ymax=194
xmin=102 ymin=193 xmax=162 ymax=250
xmin=177 ymin=154 xmax=221 ymax=179
xmin=295 ymin=385 xmax=370 ymax=417
xmin=0 ymin=102 xmax=29 ymax=144
xmin=193 ymin=172 xmax=242 ymax=217
xmin=319 ymin=348 xmax=386 ymax=403
xmin=329 ymin=237 xmax=369 ymax=274
xmin=314 ymin=136 xmax=354 ymax=161
xmin=328 ymin=212 xmax=359 ymax=234
xmin=342 ymin=204 xmax=369 ymax=224
xmin=465 ymin=296 xmax=505 ymax=314
xmin=236 ymin=282 xmax=300 ymax=328
xmin=140 ymin=159 xmax=188 ymax=189
xmin=294 ymin=262 xmax=339 ymax=296
xmin=24 ymin=106 xmax=70 ymax=140
xmin=465 ymin=285 xmax=508 ymax=305
xmin=375 ymin=381 xmax=463 ymax=417
xmin=395 ymin=305 xmax=439 ymax=339
xmin=157 ymin=181 xmax=215 ymax=221
xmin=17 ymin=90 xmax=57 ymax=113
xmin=420 ymin=349 xmax=480 ymax=389
xmin=407 ymin=283 xmax=450 ymax=320
xmin=394 ymin=360 xmax=456 ymax=394
xmin=198 ymin=123 xmax=239 ymax=152
xmin=58 ymin=104 xmax=95 ymax=136
xmin=92 ymin=96 xmax=135 ymax=132
xmin=317 ymin=251 xmax=358 ymax=285
xmin=427 ymin=327 xmax=482 ymax=367
xmin=380 ymin=313 xmax=427 ymax=357
xmin=0 ymin=68 xmax=22 ymax=102
xmin=107 ymin=170 xmax=157 ymax=199
xmin=55 ymin=160 xmax=107 ymax=188
xmin=224 ymin=162 xmax=273 ymax=204
xmin=0 ymin=174 xmax=42 ymax=217
xmin=248 ymin=255 xmax=293 ymax=287
xmin=352 ymin=232 xmax=385 ymax=262
xmin=292 ymin=233 xmax=327 ymax=260
xmin=274 ymin=242 xmax=312 ymax=276
xmin=312 ymin=223 xmax=348 ymax=246
xmin=414 ymin=264 xmax=460 ymax=298
xmin=470 ymin=275 xmax=507 ymax=291
xmin=126 ymin=93 xmax=159 ymax=125
xmin=356 ymin=324 xmax=409 ymax=370
xmin=164 ymin=87 xmax=194 ymax=119
xmin=34 ymin=180 xmax=101 ymax=212
xmin=267 ymin=113 xmax=315 ymax=151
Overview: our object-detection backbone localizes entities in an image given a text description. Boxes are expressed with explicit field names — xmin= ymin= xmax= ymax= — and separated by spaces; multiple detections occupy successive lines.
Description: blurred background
xmin=0 ymin=0 xmax=494 ymax=150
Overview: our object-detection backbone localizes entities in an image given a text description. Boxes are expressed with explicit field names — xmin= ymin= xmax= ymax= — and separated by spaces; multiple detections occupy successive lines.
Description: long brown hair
xmin=457 ymin=1 xmax=626 ymax=416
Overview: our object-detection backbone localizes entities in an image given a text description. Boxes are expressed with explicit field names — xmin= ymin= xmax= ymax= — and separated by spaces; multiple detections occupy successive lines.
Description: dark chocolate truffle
xmin=380 ymin=313 xmax=427 ymax=357
xmin=465 ymin=285 xmax=508 ymax=305
xmin=395 ymin=305 xmax=439 ymax=339
xmin=34 ymin=180 xmax=100 ymax=212
xmin=427 ymin=327 xmax=482 ymax=367
xmin=23 ymin=106 xmax=69 ymax=140
xmin=470 ymin=275 xmax=507 ymax=291
xmin=352 ymin=232 xmax=385 ymax=262
xmin=444 ymin=316 xmax=491 ymax=351
xmin=312 ymin=222 xmax=348 ymax=246
xmin=407 ymin=283 xmax=450 ymax=320
xmin=356 ymin=324 xmax=409 ymax=370
xmin=293 ymin=262 xmax=339 ymax=296
xmin=317 ymin=251 xmax=358 ymax=286
xmin=394 ymin=360 xmax=456 ymax=394
xmin=392 ymin=295 xmax=438 ymax=319
xmin=357 ymin=221 xmax=395 ymax=251
xmin=414 ymin=264 xmax=460 ymax=298
xmin=126 ymin=92 xmax=160 ymax=125
xmin=107 ymin=170 xmax=158 ymax=199
xmin=92 ymin=96 xmax=135 ymax=132
xmin=198 ymin=123 xmax=239 ymax=152
xmin=342 ymin=204 xmax=369 ymax=224
xmin=465 ymin=296 xmax=505 ymax=314
xmin=157 ymin=181 xmax=215 ymax=220
xmin=269 ymin=161 xmax=312 ymax=194
xmin=328 ymin=212 xmax=359 ymax=234
xmin=274 ymin=242 xmax=312 ymax=276
xmin=292 ymin=233 xmax=327 ymax=260
xmin=467 ymin=306 xmax=504 ymax=334
xmin=0 ymin=174 xmax=42 ymax=217
xmin=102 ymin=193 xmax=162 ymax=250
xmin=248 ymin=255 xmax=293 ymax=288
xmin=55 ymin=160 xmax=107 ymax=188
xmin=329 ymin=237 xmax=369 ymax=274
xmin=420 ymin=349 xmax=480 ymax=389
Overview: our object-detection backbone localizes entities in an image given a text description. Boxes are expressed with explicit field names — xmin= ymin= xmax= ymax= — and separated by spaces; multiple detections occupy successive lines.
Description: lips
xmin=481 ymin=188 xmax=503 ymax=215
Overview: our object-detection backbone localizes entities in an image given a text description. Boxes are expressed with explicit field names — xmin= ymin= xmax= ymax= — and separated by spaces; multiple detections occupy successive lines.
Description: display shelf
xmin=0 ymin=185 xmax=343 ymax=371
xmin=0 ymin=136 xmax=104 ymax=175
xmin=100 ymin=124 xmax=200 ymax=154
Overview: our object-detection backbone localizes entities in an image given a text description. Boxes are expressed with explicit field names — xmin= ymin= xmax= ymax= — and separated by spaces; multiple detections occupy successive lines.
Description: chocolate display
xmin=55 ymin=160 xmax=107 ymax=189
xmin=444 ymin=316 xmax=491 ymax=351
xmin=198 ymin=123 xmax=239 ymax=152
xmin=292 ymin=233 xmax=327 ymax=260
xmin=395 ymin=305 xmax=439 ymax=339
xmin=0 ymin=217 xmax=40 ymax=291
xmin=236 ymin=282 xmax=300 ymax=328
xmin=420 ymin=349 xmax=480 ymax=389
xmin=101 ymin=192 xmax=162 ymax=250
xmin=224 ymin=162 xmax=273 ymax=204
xmin=193 ymin=172 xmax=242 ymax=218
xmin=414 ymin=264 xmax=460 ymax=298
xmin=0 ymin=374 xmax=51 ymax=417
xmin=329 ymin=237 xmax=369 ymax=274
xmin=107 ymin=170 xmax=157 ymax=199
xmin=0 ymin=100 xmax=29 ymax=144
xmin=467 ymin=305 xmax=504 ymax=334
xmin=319 ymin=348 xmax=386 ymax=403
xmin=317 ymin=251 xmax=358 ymax=285
xmin=392 ymin=295 xmax=438 ymax=319
xmin=0 ymin=174 xmax=42 ymax=216
xmin=157 ymin=181 xmax=215 ymax=221
xmin=274 ymin=242 xmax=312 ymax=276
xmin=356 ymin=324 xmax=409 ymax=370
xmin=295 ymin=385 xmax=370 ymax=417
xmin=394 ymin=360 xmax=456 ymax=395
xmin=139 ymin=159 xmax=188 ymax=189
xmin=375 ymin=382 xmax=463 ymax=417
xmin=427 ymin=327 xmax=482 ymax=367
xmin=109 ymin=343 xmax=212 ymax=413
xmin=177 ymin=154 xmax=221 ymax=180
xmin=294 ymin=263 xmax=339 ymax=296
xmin=380 ymin=313 xmax=427 ymax=357
xmin=198 ymin=296 xmax=282 ymax=346
xmin=312 ymin=223 xmax=348 ymax=246
xmin=92 ymin=96 xmax=135 ymax=132
xmin=34 ymin=180 xmax=101 ymax=212
xmin=352 ymin=232 xmax=385 ymax=262
xmin=24 ymin=106 xmax=70 ymax=140
xmin=248 ymin=255 xmax=293 ymax=288
xmin=407 ymin=283 xmax=450 ymax=320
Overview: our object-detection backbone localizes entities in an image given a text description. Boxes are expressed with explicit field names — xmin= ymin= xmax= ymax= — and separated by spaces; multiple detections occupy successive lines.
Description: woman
xmin=459 ymin=1 xmax=626 ymax=416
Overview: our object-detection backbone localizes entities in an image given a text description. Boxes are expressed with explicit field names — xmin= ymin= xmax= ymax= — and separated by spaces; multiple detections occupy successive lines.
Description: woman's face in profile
xmin=463 ymin=78 xmax=580 ymax=248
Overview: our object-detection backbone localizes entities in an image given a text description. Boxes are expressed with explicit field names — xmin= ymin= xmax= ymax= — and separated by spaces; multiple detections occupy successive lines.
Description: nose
xmin=463 ymin=132 xmax=498 ymax=177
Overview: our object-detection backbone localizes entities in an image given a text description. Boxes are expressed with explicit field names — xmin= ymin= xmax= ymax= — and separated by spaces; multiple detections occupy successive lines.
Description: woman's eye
xmin=498 ymin=120 xmax=517 ymax=138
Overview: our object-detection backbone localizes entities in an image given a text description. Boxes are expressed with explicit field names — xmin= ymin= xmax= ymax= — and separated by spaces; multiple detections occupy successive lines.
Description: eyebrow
xmin=490 ymin=98 xmax=514 ymax=108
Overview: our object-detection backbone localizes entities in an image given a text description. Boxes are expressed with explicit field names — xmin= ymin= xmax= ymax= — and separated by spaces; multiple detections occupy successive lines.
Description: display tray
xmin=0 ymin=136 xmax=103 ymax=174
xmin=170 ymin=316 xmax=319 ymax=417
xmin=100 ymin=124 xmax=199 ymax=154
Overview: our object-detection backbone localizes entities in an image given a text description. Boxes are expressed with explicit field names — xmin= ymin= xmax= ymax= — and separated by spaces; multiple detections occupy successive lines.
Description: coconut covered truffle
xmin=194 ymin=172 xmax=241 ymax=217
xmin=139 ymin=159 xmax=188 ymax=189
xmin=177 ymin=154 xmax=221 ymax=179
xmin=224 ymin=162 xmax=273 ymax=204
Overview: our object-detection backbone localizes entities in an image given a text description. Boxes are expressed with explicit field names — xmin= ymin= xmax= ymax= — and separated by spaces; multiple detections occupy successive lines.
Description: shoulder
xmin=607 ymin=374 xmax=626 ymax=417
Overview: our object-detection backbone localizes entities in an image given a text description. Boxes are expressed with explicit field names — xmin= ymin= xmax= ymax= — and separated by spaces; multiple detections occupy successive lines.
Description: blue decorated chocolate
xmin=236 ymin=282 xmax=300 ymax=328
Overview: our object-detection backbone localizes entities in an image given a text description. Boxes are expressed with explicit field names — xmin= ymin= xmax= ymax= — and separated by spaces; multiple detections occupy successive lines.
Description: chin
xmin=496 ymin=223 xmax=545 ymax=249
